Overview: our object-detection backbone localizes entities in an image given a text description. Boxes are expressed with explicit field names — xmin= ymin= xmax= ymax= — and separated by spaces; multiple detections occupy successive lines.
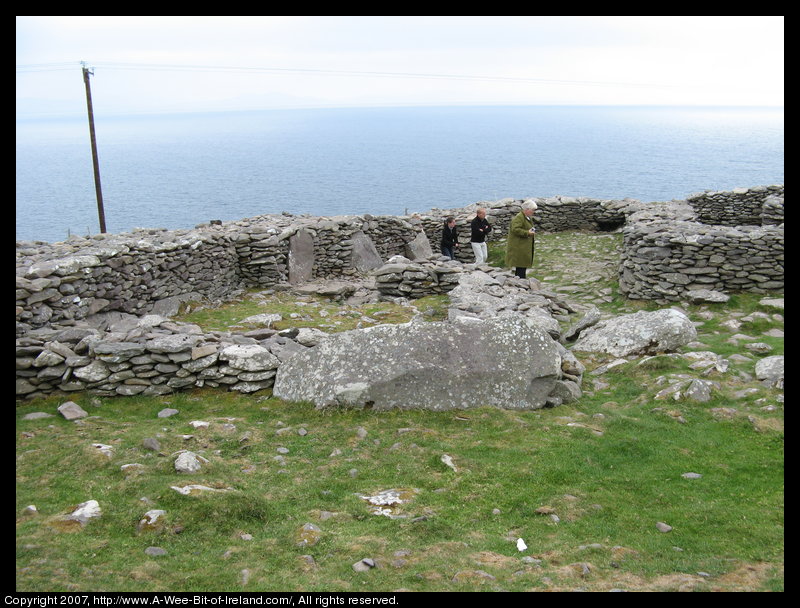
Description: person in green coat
xmin=505 ymin=200 xmax=538 ymax=278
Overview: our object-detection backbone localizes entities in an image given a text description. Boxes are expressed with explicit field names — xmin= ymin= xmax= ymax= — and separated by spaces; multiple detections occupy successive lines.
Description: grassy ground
xmin=16 ymin=232 xmax=783 ymax=592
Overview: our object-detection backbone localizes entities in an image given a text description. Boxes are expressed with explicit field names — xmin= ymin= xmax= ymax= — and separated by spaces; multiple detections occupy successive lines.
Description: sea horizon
xmin=16 ymin=104 xmax=784 ymax=244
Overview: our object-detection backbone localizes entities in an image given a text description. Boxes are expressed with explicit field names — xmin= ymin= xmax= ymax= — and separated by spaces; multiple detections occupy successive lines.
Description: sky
xmin=16 ymin=16 xmax=784 ymax=117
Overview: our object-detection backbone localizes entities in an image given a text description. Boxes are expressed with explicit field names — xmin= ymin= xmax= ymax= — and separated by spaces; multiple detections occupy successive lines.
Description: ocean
xmin=15 ymin=105 xmax=784 ymax=244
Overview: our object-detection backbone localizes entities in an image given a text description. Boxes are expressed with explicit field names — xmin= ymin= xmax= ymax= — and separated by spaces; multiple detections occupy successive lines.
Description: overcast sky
xmin=16 ymin=16 xmax=784 ymax=117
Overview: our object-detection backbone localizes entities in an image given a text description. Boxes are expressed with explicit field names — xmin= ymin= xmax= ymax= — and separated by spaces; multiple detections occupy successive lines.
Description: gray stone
xmin=93 ymin=342 xmax=147 ymax=361
xmin=174 ymin=451 xmax=207 ymax=474
xmin=57 ymin=401 xmax=89 ymax=420
xmin=572 ymin=308 xmax=697 ymax=357
xmin=404 ymin=231 xmax=433 ymax=261
xmin=142 ymin=438 xmax=161 ymax=452
xmin=23 ymin=412 xmax=55 ymax=420
xmin=755 ymin=355 xmax=784 ymax=388
xmin=561 ymin=306 xmax=602 ymax=342
xmin=288 ymin=228 xmax=315 ymax=284
xmin=66 ymin=499 xmax=102 ymax=526
xmin=352 ymin=558 xmax=376 ymax=572
xmin=219 ymin=344 xmax=280 ymax=372
xmin=686 ymin=289 xmax=730 ymax=303
xmin=72 ymin=360 xmax=111 ymax=382
xmin=239 ymin=313 xmax=282 ymax=327
xmin=350 ymin=231 xmax=383 ymax=272
xmin=274 ymin=316 xmax=563 ymax=410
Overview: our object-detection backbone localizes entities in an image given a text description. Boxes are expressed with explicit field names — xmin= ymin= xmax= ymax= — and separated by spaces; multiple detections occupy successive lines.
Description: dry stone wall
xmin=688 ymin=185 xmax=784 ymax=226
xmin=16 ymin=185 xmax=783 ymax=400
xmin=620 ymin=186 xmax=784 ymax=302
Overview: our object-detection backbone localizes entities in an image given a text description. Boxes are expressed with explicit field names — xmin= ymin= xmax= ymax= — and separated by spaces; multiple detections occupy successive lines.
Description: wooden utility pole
xmin=81 ymin=62 xmax=107 ymax=233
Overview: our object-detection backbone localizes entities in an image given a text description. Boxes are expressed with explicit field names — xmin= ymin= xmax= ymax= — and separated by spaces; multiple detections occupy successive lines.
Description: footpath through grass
xmin=16 ymin=232 xmax=783 ymax=592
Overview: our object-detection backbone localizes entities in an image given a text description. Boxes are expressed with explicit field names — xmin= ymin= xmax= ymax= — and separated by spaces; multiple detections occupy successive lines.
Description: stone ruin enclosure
xmin=16 ymin=185 xmax=783 ymax=402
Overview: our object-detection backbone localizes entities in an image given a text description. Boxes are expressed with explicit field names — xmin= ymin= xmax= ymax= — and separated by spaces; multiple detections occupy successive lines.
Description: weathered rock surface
xmin=273 ymin=316 xmax=567 ymax=410
xmin=572 ymin=308 xmax=697 ymax=357
xmin=755 ymin=355 xmax=784 ymax=388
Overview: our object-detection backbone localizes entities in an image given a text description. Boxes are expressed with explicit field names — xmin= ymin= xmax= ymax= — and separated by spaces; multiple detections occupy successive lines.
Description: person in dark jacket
xmin=440 ymin=216 xmax=458 ymax=260
xmin=470 ymin=208 xmax=492 ymax=264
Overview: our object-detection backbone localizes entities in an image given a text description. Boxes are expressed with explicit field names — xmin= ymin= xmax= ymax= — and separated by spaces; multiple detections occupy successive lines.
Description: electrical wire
xmin=16 ymin=60 xmax=673 ymax=89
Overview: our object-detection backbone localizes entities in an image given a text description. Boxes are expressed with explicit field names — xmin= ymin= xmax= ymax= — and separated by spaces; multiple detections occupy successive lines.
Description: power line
xmin=16 ymin=60 xmax=674 ymax=89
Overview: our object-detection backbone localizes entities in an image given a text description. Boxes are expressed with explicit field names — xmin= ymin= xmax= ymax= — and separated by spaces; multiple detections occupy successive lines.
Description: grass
xmin=177 ymin=291 xmax=450 ymax=332
xmin=16 ymin=231 xmax=783 ymax=592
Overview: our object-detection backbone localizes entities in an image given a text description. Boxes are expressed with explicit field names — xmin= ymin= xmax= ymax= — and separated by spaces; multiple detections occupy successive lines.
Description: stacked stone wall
xmin=17 ymin=185 xmax=783 ymax=399
xmin=619 ymin=220 xmax=784 ymax=301
xmin=619 ymin=186 xmax=784 ymax=301
xmin=17 ymin=230 xmax=244 ymax=335
xmin=16 ymin=316 xmax=289 ymax=399
xmin=688 ymin=185 xmax=784 ymax=226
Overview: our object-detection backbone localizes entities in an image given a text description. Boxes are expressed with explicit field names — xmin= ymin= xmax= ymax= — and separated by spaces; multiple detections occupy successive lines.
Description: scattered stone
xmin=755 ymin=355 xmax=784 ymax=388
xmin=562 ymin=306 xmax=602 ymax=342
xmin=142 ymin=437 xmax=161 ymax=452
xmin=57 ymin=401 xmax=88 ymax=420
xmin=759 ymin=298 xmax=783 ymax=310
xmin=91 ymin=443 xmax=114 ymax=459
xmin=352 ymin=558 xmax=376 ymax=572
xmin=144 ymin=546 xmax=167 ymax=557
xmin=572 ymin=308 xmax=697 ymax=357
xmin=441 ymin=454 xmax=458 ymax=472
xmin=298 ymin=555 xmax=318 ymax=571
xmin=174 ymin=451 xmax=208 ymax=474
xmin=137 ymin=509 xmax=167 ymax=533
xmin=744 ymin=342 xmax=772 ymax=355
xmin=295 ymin=523 xmax=322 ymax=547
xmin=171 ymin=484 xmax=233 ymax=496
xmin=656 ymin=522 xmax=673 ymax=533
xmin=157 ymin=408 xmax=179 ymax=418
xmin=686 ymin=289 xmax=729 ymax=304
xmin=22 ymin=412 xmax=54 ymax=420
xmin=359 ymin=488 xmax=419 ymax=518
xmin=681 ymin=472 xmax=703 ymax=479
xmin=67 ymin=500 xmax=102 ymax=527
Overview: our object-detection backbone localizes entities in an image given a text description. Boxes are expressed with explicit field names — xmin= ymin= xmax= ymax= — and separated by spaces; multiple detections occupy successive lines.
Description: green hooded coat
xmin=504 ymin=211 xmax=536 ymax=268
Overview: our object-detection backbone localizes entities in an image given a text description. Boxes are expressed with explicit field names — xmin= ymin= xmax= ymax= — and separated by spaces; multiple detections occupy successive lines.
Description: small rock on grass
xmin=352 ymin=558 xmax=376 ymax=572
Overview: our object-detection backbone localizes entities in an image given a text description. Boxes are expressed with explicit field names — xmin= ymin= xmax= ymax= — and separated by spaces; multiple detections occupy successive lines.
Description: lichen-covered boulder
xmin=273 ymin=316 xmax=565 ymax=411
xmin=571 ymin=308 xmax=697 ymax=357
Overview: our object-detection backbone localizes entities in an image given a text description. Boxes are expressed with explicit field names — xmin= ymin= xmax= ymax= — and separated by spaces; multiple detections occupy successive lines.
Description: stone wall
xmin=687 ymin=185 xmax=784 ymax=226
xmin=16 ymin=214 xmax=423 ymax=337
xmin=16 ymin=313 xmax=291 ymax=399
xmin=619 ymin=187 xmax=784 ymax=302
xmin=17 ymin=230 xmax=244 ymax=334
xmin=17 ymin=185 xmax=783 ymax=399
xmin=374 ymin=258 xmax=462 ymax=298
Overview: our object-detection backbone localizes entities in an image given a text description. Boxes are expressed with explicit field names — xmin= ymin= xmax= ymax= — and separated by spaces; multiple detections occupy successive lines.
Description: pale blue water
xmin=15 ymin=105 xmax=783 ymax=243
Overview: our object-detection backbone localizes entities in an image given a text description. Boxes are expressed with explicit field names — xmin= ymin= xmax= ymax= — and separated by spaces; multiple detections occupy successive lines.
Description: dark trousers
xmin=514 ymin=267 xmax=527 ymax=279
xmin=441 ymin=245 xmax=455 ymax=260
